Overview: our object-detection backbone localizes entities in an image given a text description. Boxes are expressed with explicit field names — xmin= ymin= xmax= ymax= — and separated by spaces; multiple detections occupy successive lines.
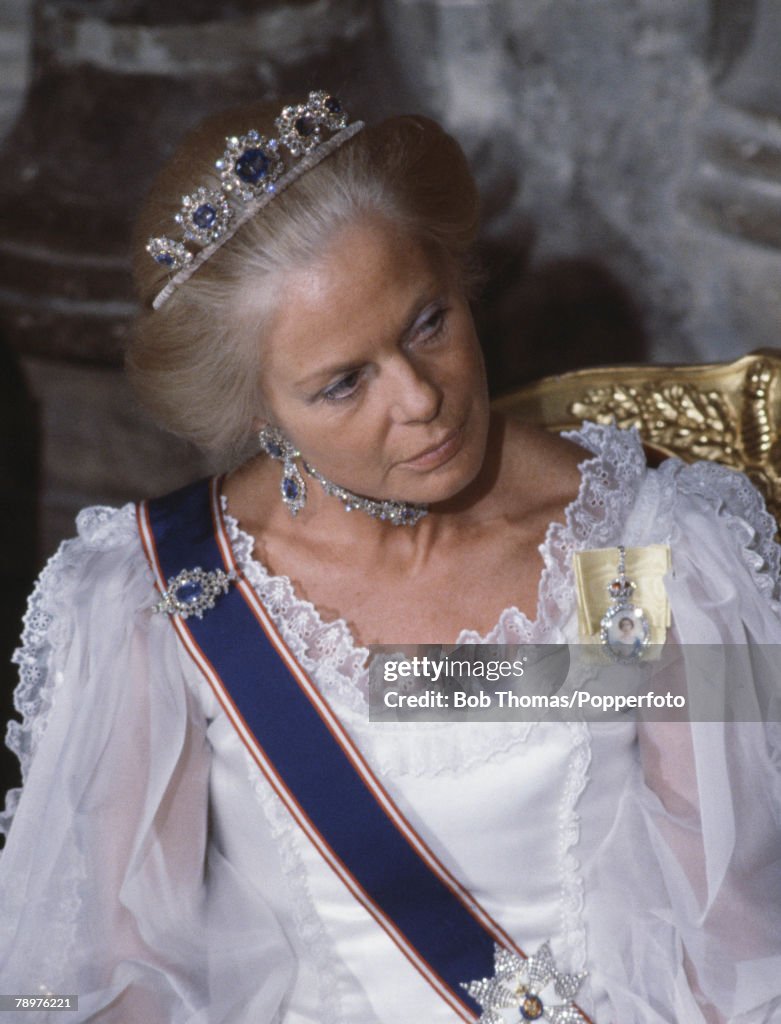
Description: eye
xmin=321 ymin=369 xmax=362 ymax=403
xmin=415 ymin=304 xmax=447 ymax=341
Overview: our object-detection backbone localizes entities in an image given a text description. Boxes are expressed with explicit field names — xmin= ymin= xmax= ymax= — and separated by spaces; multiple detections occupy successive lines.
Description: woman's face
xmin=250 ymin=218 xmax=490 ymax=506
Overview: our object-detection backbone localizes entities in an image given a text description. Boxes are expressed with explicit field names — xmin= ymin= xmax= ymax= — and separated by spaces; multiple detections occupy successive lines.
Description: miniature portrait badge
xmin=600 ymin=545 xmax=649 ymax=661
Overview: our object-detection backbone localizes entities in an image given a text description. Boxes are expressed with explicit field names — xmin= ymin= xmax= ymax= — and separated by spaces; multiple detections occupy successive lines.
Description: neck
xmin=226 ymin=413 xmax=516 ymax=562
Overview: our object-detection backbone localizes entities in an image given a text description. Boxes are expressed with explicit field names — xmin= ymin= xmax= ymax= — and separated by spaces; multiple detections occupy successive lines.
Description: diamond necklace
xmin=303 ymin=461 xmax=428 ymax=526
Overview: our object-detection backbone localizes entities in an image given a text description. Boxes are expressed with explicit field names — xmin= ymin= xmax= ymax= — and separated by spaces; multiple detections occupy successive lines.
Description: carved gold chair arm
xmin=492 ymin=349 xmax=781 ymax=527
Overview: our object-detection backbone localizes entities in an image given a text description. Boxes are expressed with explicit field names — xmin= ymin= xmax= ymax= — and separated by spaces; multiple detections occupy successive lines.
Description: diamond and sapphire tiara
xmin=146 ymin=91 xmax=364 ymax=310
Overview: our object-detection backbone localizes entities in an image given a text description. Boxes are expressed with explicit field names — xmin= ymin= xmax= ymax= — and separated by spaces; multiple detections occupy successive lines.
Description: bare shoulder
xmin=499 ymin=416 xmax=587 ymax=515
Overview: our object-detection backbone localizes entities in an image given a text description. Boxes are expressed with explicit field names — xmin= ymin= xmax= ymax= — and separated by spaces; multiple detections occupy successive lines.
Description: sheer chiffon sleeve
xmin=593 ymin=456 xmax=781 ymax=1023
xmin=0 ymin=506 xmax=295 ymax=1023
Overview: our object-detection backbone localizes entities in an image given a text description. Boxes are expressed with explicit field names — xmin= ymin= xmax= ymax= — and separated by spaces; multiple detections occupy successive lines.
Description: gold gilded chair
xmin=492 ymin=349 xmax=781 ymax=526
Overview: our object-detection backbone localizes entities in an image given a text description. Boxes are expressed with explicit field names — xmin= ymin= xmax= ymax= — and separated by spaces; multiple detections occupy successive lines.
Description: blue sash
xmin=138 ymin=477 xmax=592 ymax=1023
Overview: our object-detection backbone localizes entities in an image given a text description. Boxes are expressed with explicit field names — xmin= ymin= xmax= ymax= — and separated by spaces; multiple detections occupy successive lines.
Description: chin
xmin=395 ymin=428 xmax=487 ymax=506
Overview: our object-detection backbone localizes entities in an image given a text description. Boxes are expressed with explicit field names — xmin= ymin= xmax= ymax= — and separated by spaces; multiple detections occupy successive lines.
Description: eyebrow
xmin=294 ymin=285 xmax=442 ymax=390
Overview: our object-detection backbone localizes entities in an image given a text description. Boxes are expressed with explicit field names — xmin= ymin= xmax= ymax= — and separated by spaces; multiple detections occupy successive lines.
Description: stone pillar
xmin=0 ymin=0 xmax=380 ymax=556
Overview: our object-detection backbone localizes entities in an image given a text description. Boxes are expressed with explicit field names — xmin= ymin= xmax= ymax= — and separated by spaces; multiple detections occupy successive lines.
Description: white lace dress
xmin=1 ymin=423 xmax=780 ymax=1024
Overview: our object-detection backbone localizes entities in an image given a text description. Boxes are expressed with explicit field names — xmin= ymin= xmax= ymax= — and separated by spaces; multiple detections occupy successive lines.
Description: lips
xmin=401 ymin=426 xmax=463 ymax=470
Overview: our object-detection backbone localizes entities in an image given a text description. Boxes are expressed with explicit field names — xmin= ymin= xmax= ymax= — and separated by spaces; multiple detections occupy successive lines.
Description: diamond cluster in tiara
xmin=146 ymin=91 xmax=356 ymax=294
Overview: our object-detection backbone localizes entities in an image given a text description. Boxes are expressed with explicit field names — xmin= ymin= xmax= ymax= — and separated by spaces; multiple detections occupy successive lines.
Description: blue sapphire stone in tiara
xmin=192 ymin=203 xmax=217 ymax=229
xmin=236 ymin=147 xmax=270 ymax=183
xmin=275 ymin=91 xmax=348 ymax=156
xmin=146 ymin=237 xmax=193 ymax=272
xmin=176 ymin=186 xmax=231 ymax=244
xmin=218 ymin=131 xmax=284 ymax=200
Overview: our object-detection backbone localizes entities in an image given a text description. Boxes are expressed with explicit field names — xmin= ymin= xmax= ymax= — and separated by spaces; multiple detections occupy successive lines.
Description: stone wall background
xmin=4 ymin=0 xmax=781 ymax=554
xmin=1 ymin=0 xmax=780 ymax=799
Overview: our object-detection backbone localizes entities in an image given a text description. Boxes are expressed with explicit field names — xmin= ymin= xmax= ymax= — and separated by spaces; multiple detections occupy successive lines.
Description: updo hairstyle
xmin=128 ymin=100 xmax=480 ymax=457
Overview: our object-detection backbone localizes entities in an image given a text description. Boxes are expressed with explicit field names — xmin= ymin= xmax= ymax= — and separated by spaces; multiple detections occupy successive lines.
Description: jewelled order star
xmin=461 ymin=941 xmax=587 ymax=1024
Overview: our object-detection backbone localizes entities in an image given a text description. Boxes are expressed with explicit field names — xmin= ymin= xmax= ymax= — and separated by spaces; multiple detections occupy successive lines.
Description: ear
xmin=251 ymin=414 xmax=269 ymax=432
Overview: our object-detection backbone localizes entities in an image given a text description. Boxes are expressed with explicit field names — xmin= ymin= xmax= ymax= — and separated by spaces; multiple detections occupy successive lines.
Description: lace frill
xmin=558 ymin=722 xmax=591 ymax=971
xmin=0 ymin=505 xmax=137 ymax=841
xmin=659 ymin=457 xmax=781 ymax=608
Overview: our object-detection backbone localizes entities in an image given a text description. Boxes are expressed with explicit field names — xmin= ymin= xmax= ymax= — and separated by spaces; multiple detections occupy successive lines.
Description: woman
xmin=1 ymin=92 xmax=780 ymax=1024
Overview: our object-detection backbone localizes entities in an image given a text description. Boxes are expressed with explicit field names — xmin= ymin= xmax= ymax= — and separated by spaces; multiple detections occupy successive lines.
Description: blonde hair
xmin=127 ymin=100 xmax=480 ymax=457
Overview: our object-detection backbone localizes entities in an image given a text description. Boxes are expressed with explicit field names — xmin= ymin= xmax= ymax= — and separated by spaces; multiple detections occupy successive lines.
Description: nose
xmin=389 ymin=355 xmax=442 ymax=423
